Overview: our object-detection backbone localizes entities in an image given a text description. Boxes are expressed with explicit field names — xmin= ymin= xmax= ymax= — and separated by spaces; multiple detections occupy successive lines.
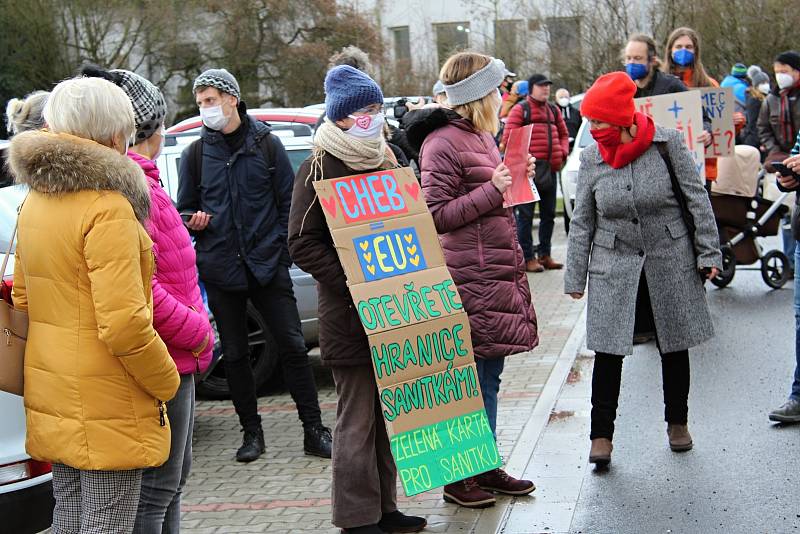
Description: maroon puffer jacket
xmin=417 ymin=110 xmax=539 ymax=359
xmin=502 ymin=96 xmax=570 ymax=170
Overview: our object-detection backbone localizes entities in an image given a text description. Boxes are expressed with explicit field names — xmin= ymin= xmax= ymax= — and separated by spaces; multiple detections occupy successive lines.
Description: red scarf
xmin=597 ymin=112 xmax=656 ymax=169
xmin=779 ymin=80 xmax=800 ymax=145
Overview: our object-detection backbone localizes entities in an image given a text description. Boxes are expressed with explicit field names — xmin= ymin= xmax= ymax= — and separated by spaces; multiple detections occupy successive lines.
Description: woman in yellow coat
xmin=7 ymin=76 xmax=179 ymax=534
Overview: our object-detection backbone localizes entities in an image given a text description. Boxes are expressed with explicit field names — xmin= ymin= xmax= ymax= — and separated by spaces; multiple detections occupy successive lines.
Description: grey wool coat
xmin=564 ymin=126 xmax=722 ymax=356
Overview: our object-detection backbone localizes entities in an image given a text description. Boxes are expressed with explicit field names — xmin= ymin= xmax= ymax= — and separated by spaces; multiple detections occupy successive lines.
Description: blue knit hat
xmin=324 ymin=65 xmax=384 ymax=121
xmin=731 ymin=63 xmax=748 ymax=78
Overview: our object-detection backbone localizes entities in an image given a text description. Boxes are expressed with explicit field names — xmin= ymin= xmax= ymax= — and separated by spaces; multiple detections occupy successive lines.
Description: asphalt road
xmin=570 ymin=265 xmax=800 ymax=534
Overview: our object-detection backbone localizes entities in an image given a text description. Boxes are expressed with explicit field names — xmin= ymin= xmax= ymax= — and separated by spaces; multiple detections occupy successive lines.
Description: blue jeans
xmin=783 ymin=215 xmax=795 ymax=270
xmin=792 ymin=241 xmax=800 ymax=402
xmin=133 ymin=373 xmax=195 ymax=534
xmin=475 ymin=357 xmax=506 ymax=440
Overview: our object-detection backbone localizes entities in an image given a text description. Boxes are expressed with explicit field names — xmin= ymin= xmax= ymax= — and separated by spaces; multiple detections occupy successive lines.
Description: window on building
xmin=392 ymin=26 xmax=410 ymax=62
xmin=494 ymin=19 xmax=523 ymax=72
xmin=546 ymin=16 xmax=582 ymax=71
xmin=435 ymin=22 xmax=470 ymax=67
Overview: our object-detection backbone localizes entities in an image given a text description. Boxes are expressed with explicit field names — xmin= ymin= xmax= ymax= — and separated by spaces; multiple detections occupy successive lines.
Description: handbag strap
xmin=1 ymin=195 xmax=28 ymax=280
xmin=655 ymin=142 xmax=696 ymax=236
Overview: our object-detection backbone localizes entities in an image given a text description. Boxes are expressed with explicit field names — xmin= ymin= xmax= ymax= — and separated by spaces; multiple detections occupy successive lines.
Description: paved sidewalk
xmin=181 ymin=223 xmax=586 ymax=533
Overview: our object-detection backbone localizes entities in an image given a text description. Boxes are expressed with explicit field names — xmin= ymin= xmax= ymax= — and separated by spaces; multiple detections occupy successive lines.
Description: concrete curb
xmin=473 ymin=304 xmax=588 ymax=534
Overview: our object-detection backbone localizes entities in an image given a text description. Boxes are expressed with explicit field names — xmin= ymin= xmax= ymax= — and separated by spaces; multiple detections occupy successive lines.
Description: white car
xmin=0 ymin=183 xmax=54 ymax=534
xmin=559 ymin=115 xmax=592 ymax=234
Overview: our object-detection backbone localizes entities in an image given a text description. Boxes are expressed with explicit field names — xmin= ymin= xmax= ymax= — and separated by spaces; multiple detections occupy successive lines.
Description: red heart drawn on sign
xmin=320 ymin=195 xmax=337 ymax=218
xmin=355 ymin=115 xmax=372 ymax=129
xmin=404 ymin=182 xmax=420 ymax=201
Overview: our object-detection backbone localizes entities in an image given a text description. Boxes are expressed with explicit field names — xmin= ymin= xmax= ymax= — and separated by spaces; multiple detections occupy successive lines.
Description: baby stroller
xmin=709 ymin=145 xmax=791 ymax=289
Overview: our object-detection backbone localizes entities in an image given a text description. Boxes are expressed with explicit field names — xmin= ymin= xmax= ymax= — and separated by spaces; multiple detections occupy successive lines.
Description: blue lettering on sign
xmin=354 ymin=228 xmax=428 ymax=281
xmin=668 ymin=100 xmax=684 ymax=119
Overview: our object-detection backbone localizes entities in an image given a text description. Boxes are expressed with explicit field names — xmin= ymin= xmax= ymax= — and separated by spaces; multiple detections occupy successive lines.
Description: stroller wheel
xmin=760 ymin=250 xmax=791 ymax=289
xmin=711 ymin=246 xmax=736 ymax=288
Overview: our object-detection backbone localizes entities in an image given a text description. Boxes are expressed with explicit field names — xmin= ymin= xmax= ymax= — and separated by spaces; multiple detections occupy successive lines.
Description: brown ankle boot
xmin=442 ymin=478 xmax=496 ymax=508
xmin=538 ymin=255 xmax=564 ymax=270
xmin=589 ymin=438 xmax=613 ymax=466
xmin=474 ymin=468 xmax=535 ymax=496
xmin=667 ymin=424 xmax=693 ymax=451
xmin=525 ymin=258 xmax=545 ymax=272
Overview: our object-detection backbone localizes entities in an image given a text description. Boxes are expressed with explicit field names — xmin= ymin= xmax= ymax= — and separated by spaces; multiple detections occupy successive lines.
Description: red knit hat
xmin=580 ymin=72 xmax=637 ymax=127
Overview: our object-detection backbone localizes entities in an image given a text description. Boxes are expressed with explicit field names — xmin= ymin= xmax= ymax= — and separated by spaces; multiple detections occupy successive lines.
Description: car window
xmin=286 ymin=148 xmax=312 ymax=174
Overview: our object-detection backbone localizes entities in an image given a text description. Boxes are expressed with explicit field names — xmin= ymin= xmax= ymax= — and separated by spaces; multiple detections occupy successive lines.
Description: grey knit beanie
xmin=751 ymin=71 xmax=770 ymax=87
xmin=444 ymin=58 xmax=506 ymax=106
xmin=193 ymin=68 xmax=241 ymax=100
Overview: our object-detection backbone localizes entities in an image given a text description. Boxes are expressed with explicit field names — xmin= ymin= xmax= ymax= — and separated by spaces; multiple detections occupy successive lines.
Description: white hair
xmin=43 ymin=77 xmax=135 ymax=146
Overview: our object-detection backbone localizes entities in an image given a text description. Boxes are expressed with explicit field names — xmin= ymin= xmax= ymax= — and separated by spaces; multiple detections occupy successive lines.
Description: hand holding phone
xmin=181 ymin=210 xmax=212 ymax=231
xmin=771 ymin=161 xmax=800 ymax=180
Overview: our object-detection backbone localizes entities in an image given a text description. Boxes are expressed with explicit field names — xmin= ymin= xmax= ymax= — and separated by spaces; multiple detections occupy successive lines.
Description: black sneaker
xmin=377 ymin=510 xmax=427 ymax=533
xmin=304 ymin=424 xmax=333 ymax=458
xmin=769 ymin=399 xmax=800 ymax=423
xmin=341 ymin=525 xmax=385 ymax=534
xmin=236 ymin=427 xmax=265 ymax=462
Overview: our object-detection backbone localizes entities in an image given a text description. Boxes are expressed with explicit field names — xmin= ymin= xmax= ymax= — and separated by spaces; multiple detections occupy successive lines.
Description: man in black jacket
xmin=623 ymin=34 xmax=688 ymax=98
xmin=177 ymin=68 xmax=331 ymax=462
xmin=555 ymin=88 xmax=582 ymax=150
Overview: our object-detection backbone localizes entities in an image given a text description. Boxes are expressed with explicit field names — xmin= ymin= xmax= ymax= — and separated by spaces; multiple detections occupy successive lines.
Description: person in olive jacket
xmin=288 ymin=66 xmax=426 ymax=534
xmin=8 ymin=77 xmax=180 ymax=532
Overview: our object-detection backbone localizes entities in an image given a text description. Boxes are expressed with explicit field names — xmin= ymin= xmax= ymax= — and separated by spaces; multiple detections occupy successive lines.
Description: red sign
xmin=502 ymin=124 xmax=540 ymax=207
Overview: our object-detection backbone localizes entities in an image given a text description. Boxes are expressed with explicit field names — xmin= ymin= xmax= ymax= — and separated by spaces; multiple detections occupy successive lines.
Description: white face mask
xmin=346 ymin=112 xmax=385 ymax=139
xmin=758 ymin=83 xmax=771 ymax=95
xmin=776 ymin=72 xmax=796 ymax=90
xmin=557 ymin=97 xmax=570 ymax=107
xmin=200 ymin=105 xmax=230 ymax=131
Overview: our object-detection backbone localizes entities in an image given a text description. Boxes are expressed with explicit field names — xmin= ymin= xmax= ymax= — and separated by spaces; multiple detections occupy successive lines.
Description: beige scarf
xmin=313 ymin=119 xmax=396 ymax=171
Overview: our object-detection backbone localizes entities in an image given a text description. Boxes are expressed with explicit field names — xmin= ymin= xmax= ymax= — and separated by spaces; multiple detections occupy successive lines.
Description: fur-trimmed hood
xmin=8 ymin=130 xmax=150 ymax=222
xmin=404 ymin=106 xmax=464 ymax=153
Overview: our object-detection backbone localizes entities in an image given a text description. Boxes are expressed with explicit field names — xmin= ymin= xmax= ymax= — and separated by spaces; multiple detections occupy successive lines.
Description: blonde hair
xmin=5 ymin=91 xmax=49 ymax=136
xmin=664 ymin=27 xmax=715 ymax=87
xmin=43 ymin=77 xmax=135 ymax=146
xmin=440 ymin=52 xmax=500 ymax=135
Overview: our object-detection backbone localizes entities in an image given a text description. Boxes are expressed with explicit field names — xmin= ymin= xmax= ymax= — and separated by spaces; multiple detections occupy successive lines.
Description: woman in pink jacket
xmin=82 ymin=66 xmax=214 ymax=533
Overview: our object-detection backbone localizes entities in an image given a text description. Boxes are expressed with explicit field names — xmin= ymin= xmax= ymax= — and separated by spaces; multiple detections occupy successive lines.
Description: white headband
xmin=444 ymin=58 xmax=506 ymax=106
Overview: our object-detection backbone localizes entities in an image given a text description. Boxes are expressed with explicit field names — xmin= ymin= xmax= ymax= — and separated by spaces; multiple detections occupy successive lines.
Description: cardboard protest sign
xmin=313 ymin=167 xmax=502 ymax=496
xmin=329 ymin=213 xmax=446 ymax=285
xmin=502 ymin=124 xmax=540 ymax=207
xmin=700 ymin=87 xmax=735 ymax=158
xmin=349 ymin=266 xmax=464 ymax=335
xmin=635 ymin=90 xmax=706 ymax=179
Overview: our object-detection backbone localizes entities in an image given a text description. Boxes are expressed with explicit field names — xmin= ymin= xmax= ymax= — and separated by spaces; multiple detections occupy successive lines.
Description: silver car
xmin=156 ymin=130 xmax=319 ymax=398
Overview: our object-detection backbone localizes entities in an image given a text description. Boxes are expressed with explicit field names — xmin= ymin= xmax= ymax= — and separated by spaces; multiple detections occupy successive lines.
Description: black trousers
xmin=205 ymin=266 xmax=322 ymax=432
xmin=590 ymin=273 xmax=690 ymax=440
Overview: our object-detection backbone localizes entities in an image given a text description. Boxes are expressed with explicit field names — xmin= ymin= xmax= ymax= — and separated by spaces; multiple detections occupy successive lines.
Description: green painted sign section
xmin=390 ymin=409 xmax=502 ymax=496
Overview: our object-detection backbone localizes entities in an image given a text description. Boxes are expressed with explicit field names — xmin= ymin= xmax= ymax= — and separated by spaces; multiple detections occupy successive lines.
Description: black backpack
xmin=185 ymin=132 xmax=281 ymax=209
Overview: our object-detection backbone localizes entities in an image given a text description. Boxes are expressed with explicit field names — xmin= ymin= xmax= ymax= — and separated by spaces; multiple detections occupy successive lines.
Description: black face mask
xmin=503 ymin=81 xmax=513 ymax=91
